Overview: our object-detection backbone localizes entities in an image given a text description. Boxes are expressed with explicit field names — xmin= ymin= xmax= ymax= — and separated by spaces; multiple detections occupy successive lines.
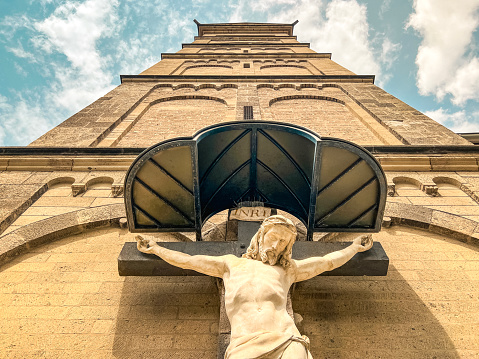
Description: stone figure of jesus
xmin=136 ymin=215 xmax=373 ymax=359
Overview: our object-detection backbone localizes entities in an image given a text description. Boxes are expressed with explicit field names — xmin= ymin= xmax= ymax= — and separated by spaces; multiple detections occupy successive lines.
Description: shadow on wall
xmin=111 ymin=276 xmax=220 ymax=359
xmin=293 ymin=264 xmax=463 ymax=358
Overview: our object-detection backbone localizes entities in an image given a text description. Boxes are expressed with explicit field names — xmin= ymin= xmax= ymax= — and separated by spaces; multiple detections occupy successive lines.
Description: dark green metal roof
xmin=124 ymin=121 xmax=387 ymax=240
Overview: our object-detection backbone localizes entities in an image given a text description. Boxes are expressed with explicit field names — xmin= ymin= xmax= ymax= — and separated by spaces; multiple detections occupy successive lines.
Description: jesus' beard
xmin=259 ymin=242 xmax=279 ymax=266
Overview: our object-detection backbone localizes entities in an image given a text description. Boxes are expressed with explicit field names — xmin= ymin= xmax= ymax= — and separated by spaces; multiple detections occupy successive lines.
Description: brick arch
xmin=216 ymin=59 xmax=240 ymax=64
xmin=47 ymin=176 xmax=75 ymax=188
xmin=269 ymin=94 xmax=345 ymax=107
xmin=257 ymin=84 xmax=326 ymax=91
xmin=172 ymin=83 xmax=196 ymax=91
xmin=265 ymin=94 xmax=383 ymax=145
xmin=0 ymin=204 xmax=188 ymax=263
xmin=117 ymin=95 xmax=234 ymax=147
xmin=432 ymin=176 xmax=464 ymax=188
xmin=250 ymin=47 xmax=293 ymax=52
xmin=180 ymin=64 xmax=233 ymax=75
xmin=259 ymin=64 xmax=313 ymax=75
xmin=392 ymin=176 xmax=423 ymax=189
xmin=384 ymin=201 xmax=479 ymax=244
xmin=150 ymin=95 xmax=228 ymax=106
xmin=84 ymin=176 xmax=114 ymax=192
xmin=0 ymin=204 xmax=125 ymax=265
xmin=432 ymin=175 xmax=479 ymax=206
xmin=275 ymin=84 xmax=297 ymax=90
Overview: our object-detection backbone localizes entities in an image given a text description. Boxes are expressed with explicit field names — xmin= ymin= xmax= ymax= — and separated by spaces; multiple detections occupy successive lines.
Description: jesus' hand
xmin=353 ymin=234 xmax=373 ymax=252
xmin=136 ymin=235 xmax=158 ymax=254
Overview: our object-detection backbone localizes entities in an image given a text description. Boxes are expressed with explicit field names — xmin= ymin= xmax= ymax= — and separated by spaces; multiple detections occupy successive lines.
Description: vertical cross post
xmin=217 ymin=206 xmax=299 ymax=359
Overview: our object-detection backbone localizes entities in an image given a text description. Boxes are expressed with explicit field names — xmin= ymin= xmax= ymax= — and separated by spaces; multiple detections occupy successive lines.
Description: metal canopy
xmin=124 ymin=121 xmax=387 ymax=240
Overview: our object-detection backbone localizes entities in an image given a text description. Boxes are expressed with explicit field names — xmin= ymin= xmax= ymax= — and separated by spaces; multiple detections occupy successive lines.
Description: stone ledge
xmin=161 ymin=53 xmax=331 ymax=59
xmin=1 ymin=201 xmax=478 ymax=270
xmin=2 ymin=154 xmax=479 ymax=172
xmin=118 ymin=241 xmax=389 ymax=276
xmin=385 ymin=202 xmax=479 ymax=243
xmin=0 ymin=204 xmax=126 ymax=267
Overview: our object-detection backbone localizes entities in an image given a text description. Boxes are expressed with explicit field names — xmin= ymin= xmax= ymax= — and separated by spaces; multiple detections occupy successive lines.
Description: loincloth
xmin=225 ymin=331 xmax=313 ymax=359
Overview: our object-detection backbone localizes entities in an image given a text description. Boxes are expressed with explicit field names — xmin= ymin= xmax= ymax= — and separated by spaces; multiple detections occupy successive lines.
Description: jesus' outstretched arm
xmin=136 ymin=235 xmax=229 ymax=278
xmin=293 ymin=234 xmax=373 ymax=282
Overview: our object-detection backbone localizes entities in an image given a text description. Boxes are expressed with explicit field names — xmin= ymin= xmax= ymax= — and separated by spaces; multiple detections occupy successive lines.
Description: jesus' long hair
xmin=242 ymin=215 xmax=297 ymax=268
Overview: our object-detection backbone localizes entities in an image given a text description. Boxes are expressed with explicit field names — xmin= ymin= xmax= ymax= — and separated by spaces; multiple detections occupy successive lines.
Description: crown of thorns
xmin=261 ymin=215 xmax=297 ymax=234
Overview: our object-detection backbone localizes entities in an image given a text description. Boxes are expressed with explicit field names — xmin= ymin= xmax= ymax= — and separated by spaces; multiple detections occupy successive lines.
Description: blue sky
xmin=0 ymin=0 xmax=478 ymax=146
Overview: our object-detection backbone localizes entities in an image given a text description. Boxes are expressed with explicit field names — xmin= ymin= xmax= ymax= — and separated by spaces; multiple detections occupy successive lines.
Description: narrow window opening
xmin=244 ymin=106 xmax=254 ymax=120
xmin=243 ymin=49 xmax=249 ymax=53
xmin=243 ymin=63 xmax=250 ymax=68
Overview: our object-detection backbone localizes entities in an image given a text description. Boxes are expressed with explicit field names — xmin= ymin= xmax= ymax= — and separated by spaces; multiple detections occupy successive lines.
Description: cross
xmin=118 ymin=206 xmax=389 ymax=358
xmin=118 ymin=121 xmax=389 ymax=358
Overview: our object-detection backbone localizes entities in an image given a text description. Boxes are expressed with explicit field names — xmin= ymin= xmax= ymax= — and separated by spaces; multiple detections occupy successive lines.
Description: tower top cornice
xmin=194 ymin=19 xmax=299 ymax=37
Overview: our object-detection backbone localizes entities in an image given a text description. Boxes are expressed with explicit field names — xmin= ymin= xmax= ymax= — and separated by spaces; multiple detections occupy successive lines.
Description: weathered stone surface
xmin=0 ymin=204 xmax=125 ymax=265
xmin=385 ymin=201 xmax=433 ymax=225
xmin=0 ymin=20 xmax=478 ymax=359
xmin=118 ymin=241 xmax=389 ymax=276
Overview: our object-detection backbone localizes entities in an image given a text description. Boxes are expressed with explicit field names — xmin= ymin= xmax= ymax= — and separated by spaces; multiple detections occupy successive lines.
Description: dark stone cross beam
xmin=118 ymin=208 xmax=389 ymax=277
xmin=118 ymin=207 xmax=389 ymax=358
xmin=118 ymin=235 xmax=389 ymax=277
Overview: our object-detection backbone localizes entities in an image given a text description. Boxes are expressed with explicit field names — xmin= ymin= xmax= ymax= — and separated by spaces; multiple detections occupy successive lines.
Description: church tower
xmin=30 ymin=21 xmax=470 ymax=148
xmin=0 ymin=21 xmax=478 ymax=358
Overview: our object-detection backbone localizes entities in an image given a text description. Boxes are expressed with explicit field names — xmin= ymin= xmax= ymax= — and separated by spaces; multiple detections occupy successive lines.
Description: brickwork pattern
xmin=0 ymin=228 xmax=219 ymax=358
xmin=103 ymin=85 xmax=236 ymax=147
xmin=341 ymin=84 xmax=471 ymax=145
xmin=258 ymin=86 xmax=383 ymax=145
xmin=3 ymin=180 xmax=122 ymax=236
xmin=30 ymin=83 xmax=155 ymax=147
xmin=386 ymin=172 xmax=479 ymax=233
xmin=294 ymin=227 xmax=479 ymax=359
xmin=117 ymin=97 xmax=235 ymax=147
xmin=0 ymin=226 xmax=477 ymax=358
xmin=5 ymin=21 xmax=477 ymax=358
xmin=0 ymin=171 xmax=125 ymax=236
xmin=257 ymin=84 xmax=403 ymax=145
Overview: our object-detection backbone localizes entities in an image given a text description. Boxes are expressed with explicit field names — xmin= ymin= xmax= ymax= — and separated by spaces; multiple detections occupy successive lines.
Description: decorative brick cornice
xmin=120 ymin=74 xmax=376 ymax=83
xmin=161 ymin=53 xmax=331 ymax=60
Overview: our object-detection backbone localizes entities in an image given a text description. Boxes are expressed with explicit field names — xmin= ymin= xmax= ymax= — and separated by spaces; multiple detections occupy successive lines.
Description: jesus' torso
xmin=222 ymin=255 xmax=300 ymax=341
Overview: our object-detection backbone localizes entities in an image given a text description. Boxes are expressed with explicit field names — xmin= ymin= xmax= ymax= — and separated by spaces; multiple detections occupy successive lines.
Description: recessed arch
xmin=432 ymin=176 xmax=464 ymax=188
xmin=47 ymin=176 xmax=75 ymax=189
xmin=85 ymin=176 xmax=114 ymax=188
xmin=150 ymin=95 xmax=228 ymax=107
xmin=180 ymin=64 xmax=234 ymax=75
xmin=269 ymin=94 xmax=345 ymax=107
xmin=393 ymin=176 xmax=423 ymax=189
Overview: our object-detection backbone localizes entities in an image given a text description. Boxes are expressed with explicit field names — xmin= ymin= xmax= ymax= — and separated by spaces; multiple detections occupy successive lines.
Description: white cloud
xmin=380 ymin=38 xmax=401 ymax=70
xmin=379 ymin=0 xmax=391 ymax=18
xmin=445 ymin=57 xmax=479 ymax=106
xmin=6 ymin=43 xmax=36 ymax=62
xmin=14 ymin=63 xmax=28 ymax=77
xmin=0 ymin=93 xmax=54 ymax=146
xmin=0 ymin=15 xmax=33 ymax=41
xmin=249 ymin=0 xmax=297 ymax=13
xmin=231 ymin=0 xmax=398 ymax=85
xmin=407 ymin=0 xmax=479 ymax=105
xmin=425 ymin=108 xmax=479 ymax=133
xmin=0 ymin=0 xmax=122 ymax=145
xmin=32 ymin=0 xmax=120 ymax=110
xmin=314 ymin=0 xmax=380 ymax=75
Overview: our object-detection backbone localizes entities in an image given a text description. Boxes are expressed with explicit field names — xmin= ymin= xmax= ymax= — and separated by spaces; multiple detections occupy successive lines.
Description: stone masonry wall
xmin=341 ymin=83 xmax=471 ymax=145
xmin=30 ymin=82 xmax=155 ymax=147
xmin=0 ymin=225 xmax=477 ymax=358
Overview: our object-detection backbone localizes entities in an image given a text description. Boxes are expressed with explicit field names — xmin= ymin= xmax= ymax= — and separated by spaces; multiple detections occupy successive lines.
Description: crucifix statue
xmin=121 ymin=121 xmax=388 ymax=357
xmin=137 ymin=214 xmax=373 ymax=359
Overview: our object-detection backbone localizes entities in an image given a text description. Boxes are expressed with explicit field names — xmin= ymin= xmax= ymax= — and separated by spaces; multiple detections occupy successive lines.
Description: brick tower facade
xmin=0 ymin=22 xmax=478 ymax=358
